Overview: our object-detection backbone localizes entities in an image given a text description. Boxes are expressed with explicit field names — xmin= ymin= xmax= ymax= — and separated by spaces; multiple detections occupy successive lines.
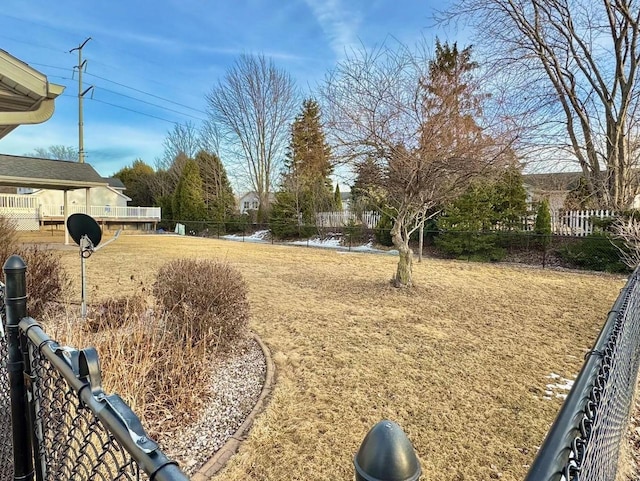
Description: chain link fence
xmin=525 ymin=268 xmax=640 ymax=480
xmin=162 ymin=219 xmax=632 ymax=274
xmin=1 ymin=257 xmax=189 ymax=481
xmin=0 ymin=282 xmax=12 ymax=481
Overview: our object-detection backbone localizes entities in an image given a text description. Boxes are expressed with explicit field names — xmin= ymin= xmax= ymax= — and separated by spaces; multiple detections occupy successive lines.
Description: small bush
xmin=344 ymin=221 xmax=367 ymax=246
xmin=374 ymin=212 xmax=393 ymax=247
xmin=85 ymin=294 xmax=148 ymax=332
xmin=435 ymin=231 xmax=507 ymax=262
xmin=556 ymin=233 xmax=631 ymax=273
xmin=152 ymin=258 xmax=249 ymax=349
xmin=0 ymin=217 xmax=70 ymax=319
xmin=19 ymin=245 xmax=72 ymax=319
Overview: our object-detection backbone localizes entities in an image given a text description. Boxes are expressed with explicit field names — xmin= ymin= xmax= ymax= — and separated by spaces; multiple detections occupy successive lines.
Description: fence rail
xmin=315 ymin=209 xmax=616 ymax=237
xmin=39 ymin=204 xmax=161 ymax=220
xmin=315 ymin=210 xmax=381 ymax=229
xmin=525 ymin=267 xmax=640 ymax=481
xmin=0 ymin=256 xmax=188 ymax=481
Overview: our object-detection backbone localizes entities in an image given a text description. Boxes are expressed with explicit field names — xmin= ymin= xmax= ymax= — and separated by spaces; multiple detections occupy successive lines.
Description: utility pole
xmin=70 ymin=38 xmax=93 ymax=163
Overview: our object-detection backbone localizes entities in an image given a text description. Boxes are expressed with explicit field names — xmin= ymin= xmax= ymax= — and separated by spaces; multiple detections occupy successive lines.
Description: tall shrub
xmin=152 ymin=258 xmax=249 ymax=349
xmin=534 ymin=199 xmax=552 ymax=235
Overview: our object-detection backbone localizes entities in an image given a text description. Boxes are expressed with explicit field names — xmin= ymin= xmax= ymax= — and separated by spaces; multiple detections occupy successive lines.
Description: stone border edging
xmin=192 ymin=332 xmax=275 ymax=480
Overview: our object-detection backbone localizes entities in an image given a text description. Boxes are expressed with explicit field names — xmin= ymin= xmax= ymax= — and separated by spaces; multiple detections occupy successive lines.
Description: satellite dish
xmin=67 ymin=213 xmax=102 ymax=248
xmin=65 ymin=213 xmax=116 ymax=318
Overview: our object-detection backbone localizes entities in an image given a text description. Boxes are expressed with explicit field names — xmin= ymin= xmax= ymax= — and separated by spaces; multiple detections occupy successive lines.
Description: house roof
xmin=0 ymin=154 xmax=108 ymax=190
xmin=0 ymin=50 xmax=65 ymax=139
xmin=105 ymin=177 xmax=126 ymax=189
xmin=522 ymin=172 xmax=583 ymax=192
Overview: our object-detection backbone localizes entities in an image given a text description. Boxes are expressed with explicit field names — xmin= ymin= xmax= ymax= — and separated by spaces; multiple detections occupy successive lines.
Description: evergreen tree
xmin=173 ymin=159 xmax=207 ymax=232
xmin=280 ymin=99 xmax=333 ymax=225
xmin=534 ymin=199 xmax=552 ymax=235
xmin=436 ymin=168 xmax=528 ymax=261
xmin=334 ymin=184 xmax=343 ymax=211
xmin=194 ymin=150 xmax=235 ymax=224
xmin=113 ymin=159 xmax=155 ymax=207
xmin=350 ymin=156 xmax=384 ymax=213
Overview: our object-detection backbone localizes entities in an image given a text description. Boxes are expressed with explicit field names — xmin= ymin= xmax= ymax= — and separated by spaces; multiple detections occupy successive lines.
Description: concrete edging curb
xmin=192 ymin=332 xmax=276 ymax=480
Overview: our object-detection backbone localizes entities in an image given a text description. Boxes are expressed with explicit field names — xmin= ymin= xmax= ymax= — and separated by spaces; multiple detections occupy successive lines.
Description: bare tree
xmin=442 ymin=0 xmax=640 ymax=210
xmin=206 ymin=54 xmax=298 ymax=221
xmin=612 ymin=215 xmax=640 ymax=267
xmin=321 ymin=40 xmax=512 ymax=287
xmin=156 ymin=121 xmax=203 ymax=178
xmin=26 ymin=145 xmax=77 ymax=161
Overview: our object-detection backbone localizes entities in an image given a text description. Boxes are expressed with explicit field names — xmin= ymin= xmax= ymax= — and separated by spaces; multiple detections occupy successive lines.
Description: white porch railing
xmin=0 ymin=194 xmax=38 ymax=209
xmin=39 ymin=204 xmax=161 ymax=220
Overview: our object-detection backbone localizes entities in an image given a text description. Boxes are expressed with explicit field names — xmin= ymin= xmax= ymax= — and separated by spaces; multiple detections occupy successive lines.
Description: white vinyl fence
xmin=0 ymin=195 xmax=39 ymax=230
xmin=316 ymin=208 xmax=615 ymax=237
xmin=315 ymin=211 xmax=381 ymax=229
xmin=550 ymin=209 xmax=613 ymax=236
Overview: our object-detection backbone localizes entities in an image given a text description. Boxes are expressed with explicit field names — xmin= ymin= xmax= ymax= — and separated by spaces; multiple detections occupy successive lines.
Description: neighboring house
xmin=238 ymin=191 xmax=276 ymax=214
xmin=28 ymin=178 xmax=131 ymax=209
xmin=523 ymin=171 xmax=640 ymax=210
xmin=522 ymin=172 xmax=583 ymax=211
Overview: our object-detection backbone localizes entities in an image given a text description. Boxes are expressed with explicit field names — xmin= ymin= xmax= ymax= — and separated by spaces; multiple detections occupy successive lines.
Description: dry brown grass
xmin=21 ymin=232 xmax=625 ymax=481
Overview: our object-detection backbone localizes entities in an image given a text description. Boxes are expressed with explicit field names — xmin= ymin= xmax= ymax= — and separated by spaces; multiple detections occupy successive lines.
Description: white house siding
xmin=32 ymin=186 xmax=129 ymax=207
xmin=238 ymin=192 xmax=260 ymax=214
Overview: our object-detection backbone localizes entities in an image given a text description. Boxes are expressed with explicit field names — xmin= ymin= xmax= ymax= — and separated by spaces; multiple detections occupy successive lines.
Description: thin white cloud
xmin=303 ymin=0 xmax=362 ymax=57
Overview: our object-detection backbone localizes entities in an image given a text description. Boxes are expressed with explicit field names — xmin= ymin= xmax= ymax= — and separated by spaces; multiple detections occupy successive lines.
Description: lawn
xmin=22 ymin=231 xmax=626 ymax=481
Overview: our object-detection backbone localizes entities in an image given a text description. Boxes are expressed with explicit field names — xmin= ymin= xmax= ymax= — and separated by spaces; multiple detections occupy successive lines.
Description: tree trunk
xmin=391 ymin=216 xmax=413 ymax=288
xmin=418 ymin=217 xmax=424 ymax=263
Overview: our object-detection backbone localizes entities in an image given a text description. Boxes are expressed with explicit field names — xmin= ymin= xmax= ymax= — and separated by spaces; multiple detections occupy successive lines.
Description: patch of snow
xmin=290 ymin=237 xmax=342 ymax=249
xmin=539 ymin=373 xmax=575 ymax=401
xmin=222 ymin=230 xmax=270 ymax=243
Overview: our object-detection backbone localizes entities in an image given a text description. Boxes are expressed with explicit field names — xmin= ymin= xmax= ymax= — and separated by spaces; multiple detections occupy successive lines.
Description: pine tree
xmin=194 ymin=150 xmax=235 ymax=224
xmin=173 ymin=159 xmax=207 ymax=232
xmin=113 ymin=159 xmax=155 ymax=207
xmin=334 ymin=184 xmax=343 ymax=211
xmin=280 ymin=99 xmax=333 ymax=225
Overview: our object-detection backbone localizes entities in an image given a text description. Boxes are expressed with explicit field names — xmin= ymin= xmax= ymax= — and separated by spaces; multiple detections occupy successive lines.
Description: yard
xmin=22 ymin=232 xmax=626 ymax=481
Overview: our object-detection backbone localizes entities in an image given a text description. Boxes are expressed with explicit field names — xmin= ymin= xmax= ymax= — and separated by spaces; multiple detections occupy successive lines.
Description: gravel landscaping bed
xmin=162 ymin=336 xmax=267 ymax=476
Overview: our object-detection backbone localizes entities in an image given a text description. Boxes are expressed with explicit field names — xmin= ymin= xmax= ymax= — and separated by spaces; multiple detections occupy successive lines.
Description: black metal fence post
xmin=354 ymin=420 xmax=421 ymax=481
xmin=3 ymin=255 xmax=34 ymax=481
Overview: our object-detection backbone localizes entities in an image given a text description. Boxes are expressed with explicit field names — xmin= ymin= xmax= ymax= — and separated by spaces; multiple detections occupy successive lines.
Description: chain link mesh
xmin=0 ymin=282 xmax=13 ymax=481
xmin=558 ymin=271 xmax=640 ymax=480
xmin=27 ymin=341 xmax=148 ymax=481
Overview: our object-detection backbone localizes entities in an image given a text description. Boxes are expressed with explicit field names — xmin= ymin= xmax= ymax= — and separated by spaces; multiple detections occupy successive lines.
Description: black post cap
xmin=354 ymin=420 xmax=421 ymax=481
xmin=3 ymin=255 xmax=26 ymax=272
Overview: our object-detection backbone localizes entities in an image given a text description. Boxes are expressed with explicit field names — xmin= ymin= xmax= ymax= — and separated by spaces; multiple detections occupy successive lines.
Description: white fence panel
xmin=0 ymin=208 xmax=39 ymax=231
xmin=315 ymin=211 xmax=381 ymax=228
xmin=551 ymin=209 xmax=613 ymax=236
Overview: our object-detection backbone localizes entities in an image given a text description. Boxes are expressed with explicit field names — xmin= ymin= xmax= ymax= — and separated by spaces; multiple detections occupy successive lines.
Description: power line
xmin=3 ymin=39 xmax=207 ymax=116
xmin=84 ymin=72 xmax=208 ymax=114
xmin=0 ymin=34 xmax=68 ymax=55
xmin=34 ymin=65 xmax=206 ymax=120
xmin=89 ymin=98 xmax=180 ymax=124
xmin=94 ymin=86 xmax=206 ymax=121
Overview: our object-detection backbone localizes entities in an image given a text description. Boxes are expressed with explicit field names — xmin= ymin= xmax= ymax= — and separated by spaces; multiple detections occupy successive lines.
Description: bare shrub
xmin=152 ymin=258 xmax=249 ymax=349
xmin=85 ymin=294 xmax=149 ymax=332
xmin=0 ymin=216 xmax=18 ymax=264
xmin=612 ymin=215 xmax=640 ymax=268
xmin=0 ymin=217 xmax=70 ymax=319
xmin=49 ymin=299 xmax=212 ymax=439
xmin=19 ymin=245 xmax=72 ymax=319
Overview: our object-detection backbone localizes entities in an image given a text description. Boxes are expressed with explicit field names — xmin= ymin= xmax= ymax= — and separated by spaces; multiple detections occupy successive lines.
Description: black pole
xmin=4 ymin=255 xmax=34 ymax=481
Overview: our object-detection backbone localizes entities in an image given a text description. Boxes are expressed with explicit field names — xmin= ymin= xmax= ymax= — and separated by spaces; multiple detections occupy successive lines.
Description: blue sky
xmin=0 ymin=0 xmax=452 ymax=179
